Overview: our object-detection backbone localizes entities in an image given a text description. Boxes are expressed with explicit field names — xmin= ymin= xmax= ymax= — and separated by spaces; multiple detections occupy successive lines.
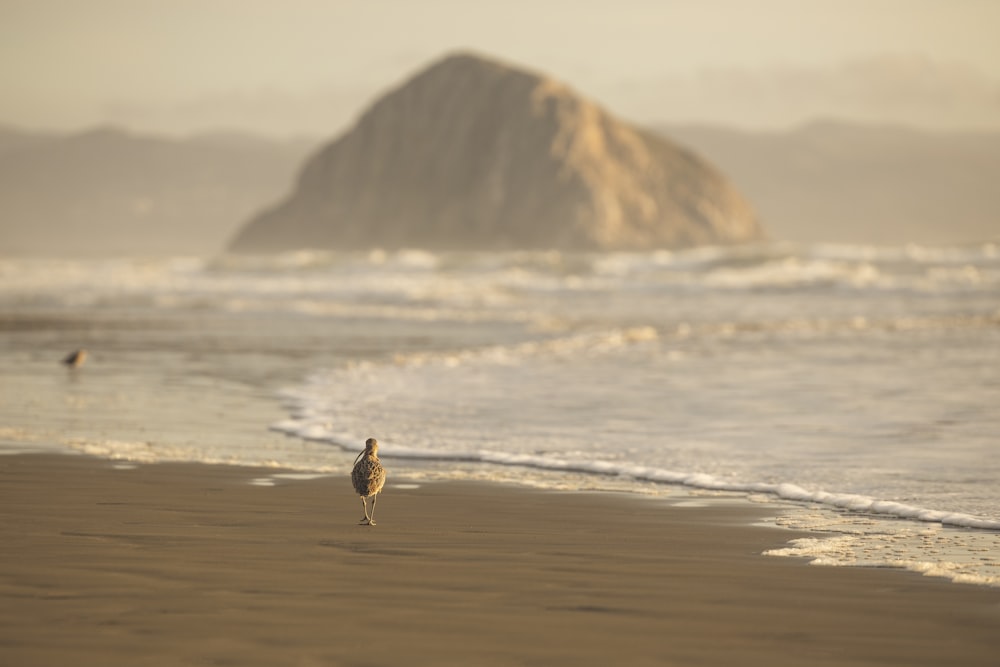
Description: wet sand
xmin=1 ymin=453 xmax=998 ymax=667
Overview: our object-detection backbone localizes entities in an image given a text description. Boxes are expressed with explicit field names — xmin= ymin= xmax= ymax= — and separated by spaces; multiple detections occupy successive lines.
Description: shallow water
xmin=1 ymin=242 xmax=998 ymax=585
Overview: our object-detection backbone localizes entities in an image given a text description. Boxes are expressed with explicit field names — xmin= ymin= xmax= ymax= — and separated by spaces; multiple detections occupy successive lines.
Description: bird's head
xmin=365 ymin=438 xmax=378 ymax=455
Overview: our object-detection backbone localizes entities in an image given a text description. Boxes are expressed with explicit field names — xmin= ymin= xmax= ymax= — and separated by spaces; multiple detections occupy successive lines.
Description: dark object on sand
xmin=62 ymin=349 xmax=87 ymax=368
xmin=352 ymin=438 xmax=387 ymax=526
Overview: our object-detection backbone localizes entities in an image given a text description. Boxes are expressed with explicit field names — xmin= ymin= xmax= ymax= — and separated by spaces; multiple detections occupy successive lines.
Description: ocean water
xmin=1 ymin=242 xmax=998 ymax=586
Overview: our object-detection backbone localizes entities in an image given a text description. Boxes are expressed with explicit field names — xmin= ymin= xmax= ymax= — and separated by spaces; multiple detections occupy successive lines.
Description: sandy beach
xmin=2 ymin=453 xmax=998 ymax=667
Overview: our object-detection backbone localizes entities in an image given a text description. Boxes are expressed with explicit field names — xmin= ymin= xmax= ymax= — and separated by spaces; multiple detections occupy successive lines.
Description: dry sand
xmin=1 ymin=453 xmax=998 ymax=667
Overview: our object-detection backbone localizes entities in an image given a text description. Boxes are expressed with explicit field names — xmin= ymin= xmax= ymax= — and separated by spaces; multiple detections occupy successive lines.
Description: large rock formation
xmin=229 ymin=52 xmax=762 ymax=252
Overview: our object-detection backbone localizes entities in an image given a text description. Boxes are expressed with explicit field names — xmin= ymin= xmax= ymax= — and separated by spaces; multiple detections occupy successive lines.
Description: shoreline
xmin=2 ymin=452 xmax=999 ymax=666
xmin=3 ymin=301 xmax=999 ymax=592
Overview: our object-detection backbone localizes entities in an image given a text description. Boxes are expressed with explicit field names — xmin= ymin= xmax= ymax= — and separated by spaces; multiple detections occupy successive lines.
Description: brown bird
xmin=62 ymin=349 xmax=87 ymax=368
xmin=352 ymin=437 xmax=386 ymax=526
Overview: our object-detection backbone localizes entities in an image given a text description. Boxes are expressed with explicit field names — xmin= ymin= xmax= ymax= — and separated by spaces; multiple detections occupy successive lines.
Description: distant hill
xmin=658 ymin=121 xmax=1000 ymax=245
xmin=0 ymin=125 xmax=314 ymax=257
xmin=229 ymin=52 xmax=762 ymax=253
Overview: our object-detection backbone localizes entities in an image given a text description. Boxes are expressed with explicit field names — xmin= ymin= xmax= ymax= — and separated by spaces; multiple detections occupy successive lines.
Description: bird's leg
xmin=368 ymin=494 xmax=378 ymax=526
xmin=359 ymin=496 xmax=371 ymax=525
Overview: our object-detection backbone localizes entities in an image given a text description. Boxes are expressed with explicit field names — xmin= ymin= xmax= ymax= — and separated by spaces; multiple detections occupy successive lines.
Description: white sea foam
xmin=272 ymin=416 xmax=1000 ymax=532
xmin=763 ymin=511 xmax=1000 ymax=587
xmin=270 ymin=309 xmax=1000 ymax=529
xmin=2 ymin=242 xmax=999 ymax=310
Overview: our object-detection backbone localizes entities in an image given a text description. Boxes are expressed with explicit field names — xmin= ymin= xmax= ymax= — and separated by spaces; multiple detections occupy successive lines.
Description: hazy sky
xmin=2 ymin=0 xmax=999 ymax=137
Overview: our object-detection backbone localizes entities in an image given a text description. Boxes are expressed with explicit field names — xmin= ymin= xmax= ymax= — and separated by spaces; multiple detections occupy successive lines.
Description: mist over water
xmin=2 ymin=241 xmax=998 ymax=584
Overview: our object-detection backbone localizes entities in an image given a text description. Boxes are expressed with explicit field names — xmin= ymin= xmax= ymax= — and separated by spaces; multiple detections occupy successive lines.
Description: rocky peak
xmin=229 ymin=51 xmax=762 ymax=252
